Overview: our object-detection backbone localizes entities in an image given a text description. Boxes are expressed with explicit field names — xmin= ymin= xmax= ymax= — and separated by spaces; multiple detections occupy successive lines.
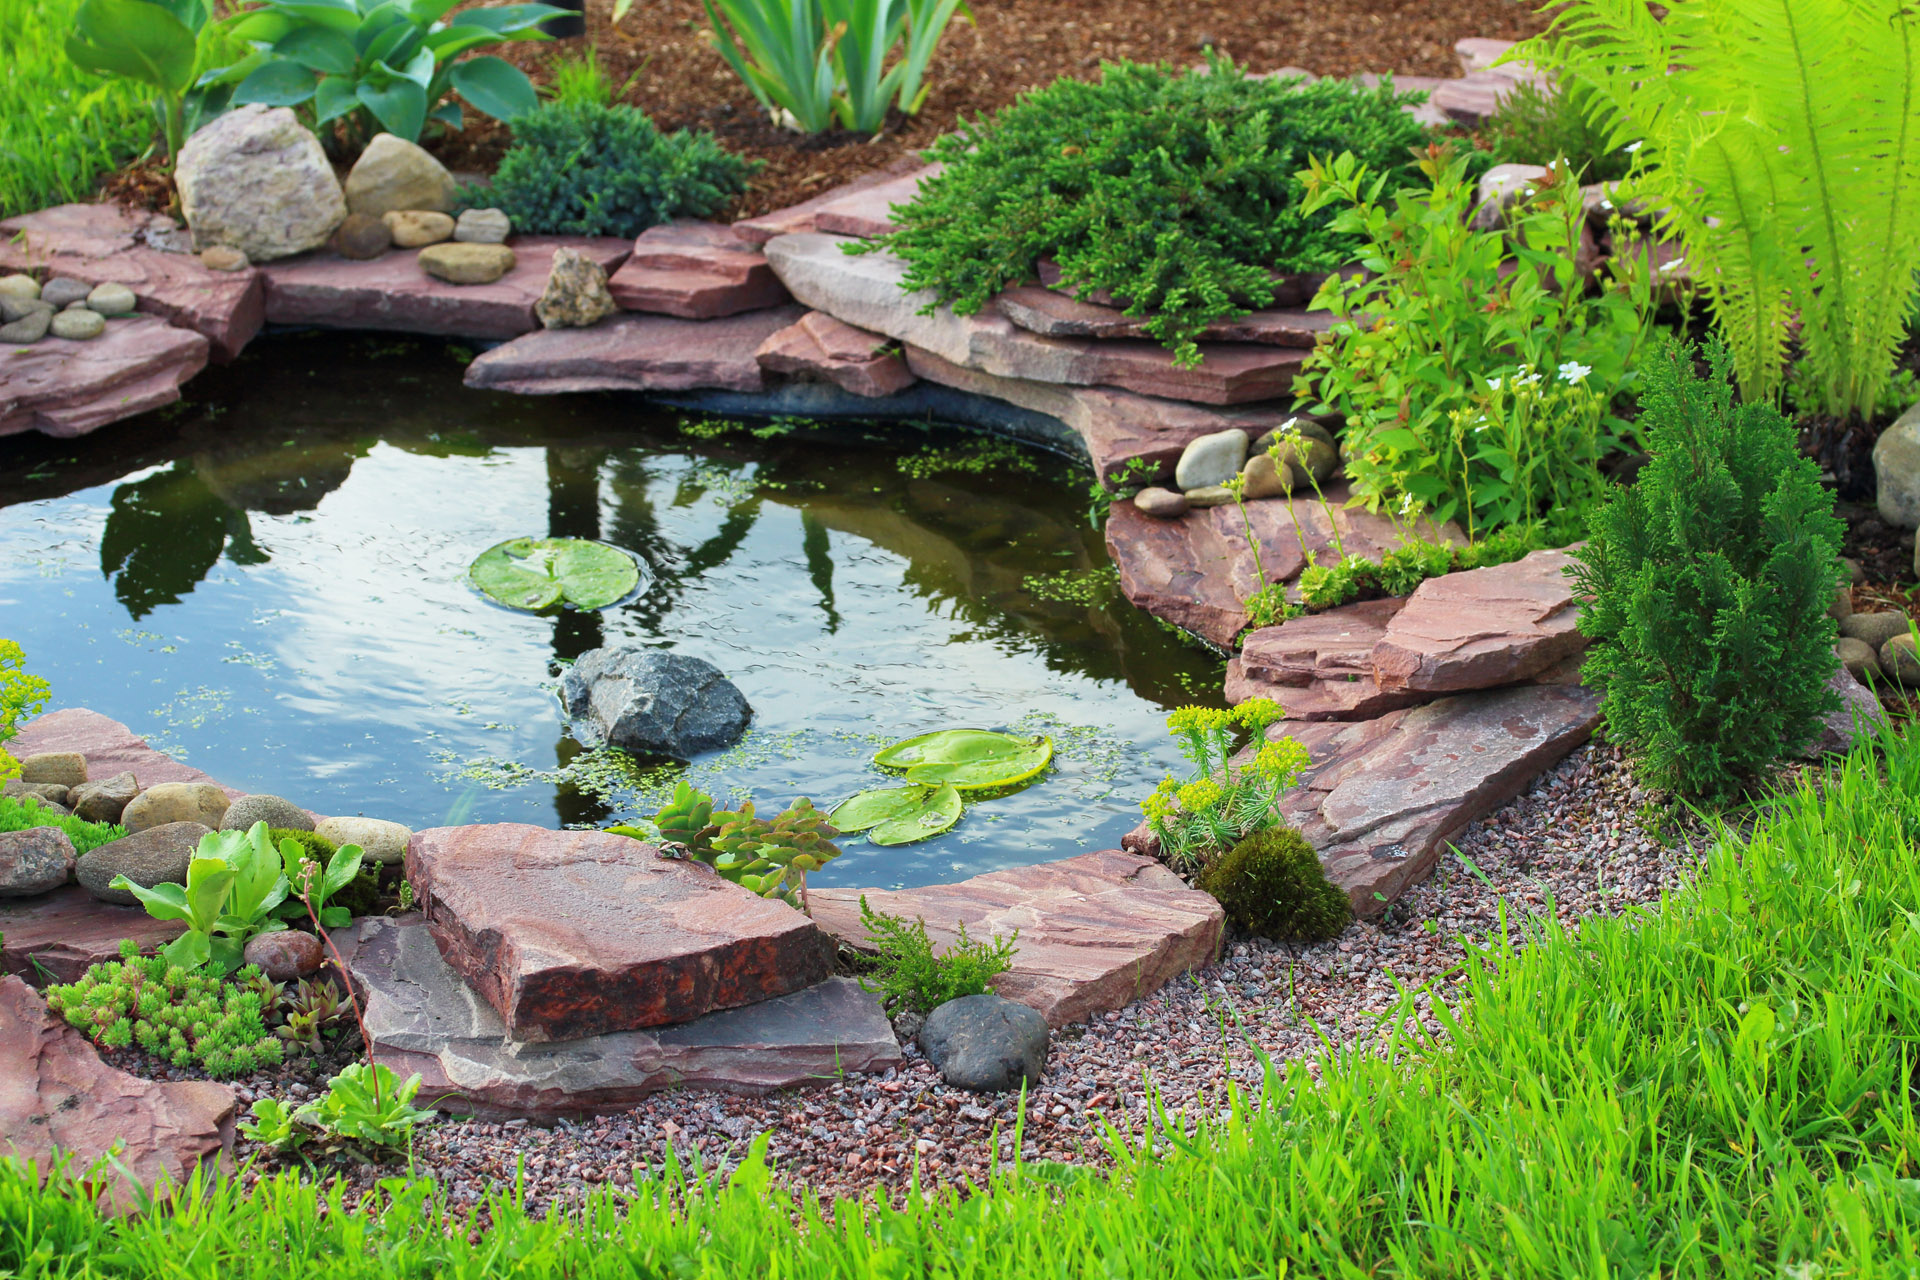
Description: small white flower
xmin=1624 ymin=140 xmax=1643 ymax=154
xmin=1557 ymin=361 xmax=1593 ymax=383
xmin=1658 ymin=256 xmax=1687 ymax=275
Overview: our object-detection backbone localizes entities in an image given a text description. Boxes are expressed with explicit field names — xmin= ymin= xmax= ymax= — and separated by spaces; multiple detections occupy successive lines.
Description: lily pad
xmin=905 ymin=736 xmax=1053 ymax=791
xmin=875 ymin=728 xmax=1032 ymax=770
xmin=829 ymin=785 xmax=941 ymax=834
xmin=469 ymin=538 xmax=643 ymax=613
xmin=869 ymin=784 xmax=963 ymax=846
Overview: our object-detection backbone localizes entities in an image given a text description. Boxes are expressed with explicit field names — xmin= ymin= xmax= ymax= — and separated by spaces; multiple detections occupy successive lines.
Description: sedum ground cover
xmin=8 ymin=725 xmax=1920 ymax=1275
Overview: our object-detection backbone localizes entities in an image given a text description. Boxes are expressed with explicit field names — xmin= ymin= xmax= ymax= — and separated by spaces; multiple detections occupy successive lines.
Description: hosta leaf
xmin=868 ymin=784 xmax=962 ymax=846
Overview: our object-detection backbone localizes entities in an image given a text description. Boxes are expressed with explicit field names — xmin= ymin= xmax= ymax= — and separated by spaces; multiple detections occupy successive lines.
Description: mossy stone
xmin=1199 ymin=825 xmax=1351 ymax=942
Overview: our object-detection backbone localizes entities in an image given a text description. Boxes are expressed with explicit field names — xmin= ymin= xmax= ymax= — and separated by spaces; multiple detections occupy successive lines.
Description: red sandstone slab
xmin=810 ymin=164 xmax=943 ymax=238
xmin=732 ymin=153 xmax=932 ymax=245
xmin=810 ymin=850 xmax=1223 ymax=1027
xmin=403 ymin=824 xmax=836 ymax=1042
xmin=465 ymin=306 xmax=805 ymax=396
xmin=0 ymin=319 xmax=207 ymax=440
xmin=1103 ymin=492 xmax=1461 ymax=648
xmin=756 ymin=310 xmax=915 ymax=398
xmin=0 ymin=204 xmax=263 ymax=361
xmin=1 ymin=975 xmax=233 ymax=1209
xmin=1430 ymin=70 xmax=1546 ymax=127
xmin=996 ymin=285 xmax=1334 ymax=348
xmin=1273 ymin=684 xmax=1600 ymax=913
xmin=10 ymin=708 xmax=240 ymax=798
xmin=0 ymin=886 xmax=185 ymax=985
xmin=1226 ymin=598 xmax=1426 ymax=719
xmin=1372 ymin=547 xmax=1585 ymax=693
xmin=259 ymin=236 xmax=631 ymax=339
xmin=608 ymin=221 xmax=789 ymax=318
xmin=1035 ymin=258 xmax=1342 ymax=313
xmin=1226 ymin=659 xmax=1427 ymax=720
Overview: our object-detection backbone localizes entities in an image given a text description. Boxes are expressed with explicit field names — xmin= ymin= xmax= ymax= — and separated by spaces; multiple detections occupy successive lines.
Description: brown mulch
xmin=431 ymin=0 xmax=1547 ymax=217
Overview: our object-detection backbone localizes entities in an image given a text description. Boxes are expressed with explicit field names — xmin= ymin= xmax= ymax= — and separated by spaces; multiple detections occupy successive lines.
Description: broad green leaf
xmin=449 ymin=55 xmax=537 ymax=121
xmin=353 ymin=6 xmax=409 ymax=55
xmin=198 ymin=48 xmax=272 ymax=87
xmin=221 ymin=11 xmax=295 ymax=42
xmin=314 ymin=73 xmax=358 ymax=122
xmin=67 ymin=0 xmax=198 ymax=93
xmin=356 ymin=72 xmax=427 ymax=140
xmin=396 ymin=43 xmax=435 ymax=88
xmin=430 ymin=100 xmax=464 ymax=129
xmin=869 ymin=783 xmax=962 ymax=846
xmin=362 ymin=18 xmax=417 ymax=67
xmin=275 ymin=24 xmax=359 ymax=74
xmin=873 ymin=728 xmax=1017 ymax=769
xmin=452 ymin=3 xmax=569 ymax=33
xmin=407 ymin=0 xmax=462 ymax=23
xmin=468 ymin=538 xmax=643 ymax=613
xmin=323 ymin=844 xmax=367 ymax=897
xmin=829 ymin=784 xmax=941 ymax=834
xmin=233 ymin=57 xmax=320 ymax=106
xmin=162 ymin=930 xmax=212 ymax=970
xmin=320 ymin=905 xmax=351 ymax=928
xmin=905 ymin=735 xmax=1052 ymax=791
xmin=260 ymin=0 xmax=362 ymax=33
xmin=108 ymin=876 xmax=191 ymax=922
xmin=184 ymin=858 xmax=239 ymax=930
xmin=423 ymin=24 xmax=505 ymax=58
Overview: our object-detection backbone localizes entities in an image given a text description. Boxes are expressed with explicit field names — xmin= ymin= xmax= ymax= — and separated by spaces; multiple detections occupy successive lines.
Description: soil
xmin=429 ymin=0 xmax=1547 ymax=217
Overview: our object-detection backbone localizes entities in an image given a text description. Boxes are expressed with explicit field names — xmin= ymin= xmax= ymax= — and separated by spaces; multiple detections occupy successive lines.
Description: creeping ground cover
xmin=16 ymin=726 xmax=1920 ymax=1273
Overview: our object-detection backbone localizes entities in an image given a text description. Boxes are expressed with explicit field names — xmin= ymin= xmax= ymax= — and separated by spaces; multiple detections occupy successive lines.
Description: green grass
xmin=9 ymin=728 xmax=1920 ymax=1275
xmin=0 ymin=0 xmax=158 ymax=218
xmin=0 ymin=794 xmax=123 ymax=854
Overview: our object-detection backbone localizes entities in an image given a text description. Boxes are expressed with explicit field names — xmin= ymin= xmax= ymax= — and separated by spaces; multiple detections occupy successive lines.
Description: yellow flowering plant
xmin=0 ymin=640 xmax=51 ymax=783
xmin=1144 ymin=698 xmax=1309 ymax=870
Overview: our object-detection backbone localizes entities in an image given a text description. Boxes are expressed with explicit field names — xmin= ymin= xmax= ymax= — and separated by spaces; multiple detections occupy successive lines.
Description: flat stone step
xmin=1274 ymin=684 xmax=1601 ymax=912
xmin=465 ymin=307 xmax=804 ymax=396
xmin=809 ymin=164 xmax=943 ymax=239
xmin=9 ymin=708 xmax=240 ymax=797
xmin=1 ymin=885 xmax=185 ymax=984
xmin=404 ymin=823 xmax=836 ymax=1042
xmin=764 ymin=233 xmax=1305 ymax=405
xmin=1 ymin=975 xmax=234 ymax=1208
xmin=756 ymin=310 xmax=915 ymax=398
xmin=259 ymin=237 xmax=631 ymax=339
xmin=809 ymin=850 xmax=1224 ymax=1027
xmin=0 ymin=203 xmax=264 ymax=361
xmin=342 ymin=916 xmax=897 ymax=1118
xmin=0 ymin=317 xmax=208 ymax=440
xmin=996 ymin=285 xmax=1335 ymax=348
xmin=607 ymin=221 xmax=790 ymax=318
xmin=731 ymin=153 xmax=932 ymax=245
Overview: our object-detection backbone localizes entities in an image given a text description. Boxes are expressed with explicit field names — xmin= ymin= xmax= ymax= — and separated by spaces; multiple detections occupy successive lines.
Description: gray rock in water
xmin=76 ymin=821 xmax=210 ymax=905
xmin=67 ymin=771 xmax=137 ymax=824
xmin=562 ymin=648 xmax=752 ymax=761
xmin=221 ymin=793 xmax=313 ymax=833
xmin=918 ymin=993 xmax=1050 ymax=1093
xmin=0 ymin=827 xmax=76 ymax=897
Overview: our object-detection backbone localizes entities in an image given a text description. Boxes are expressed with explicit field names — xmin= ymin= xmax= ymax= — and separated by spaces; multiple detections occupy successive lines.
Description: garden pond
xmin=0 ymin=332 xmax=1224 ymax=888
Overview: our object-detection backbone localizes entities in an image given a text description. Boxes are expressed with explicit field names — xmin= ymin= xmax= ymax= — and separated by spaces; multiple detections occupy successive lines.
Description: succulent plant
xmin=618 ymin=784 xmax=842 ymax=907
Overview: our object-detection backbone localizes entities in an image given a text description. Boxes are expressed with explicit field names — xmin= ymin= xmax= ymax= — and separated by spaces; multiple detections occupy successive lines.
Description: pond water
xmin=0 ymin=333 xmax=1226 ymax=889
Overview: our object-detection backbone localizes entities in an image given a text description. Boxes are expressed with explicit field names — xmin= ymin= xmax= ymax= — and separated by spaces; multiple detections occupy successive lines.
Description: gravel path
xmin=218 ymin=738 xmax=1708 ymax=1213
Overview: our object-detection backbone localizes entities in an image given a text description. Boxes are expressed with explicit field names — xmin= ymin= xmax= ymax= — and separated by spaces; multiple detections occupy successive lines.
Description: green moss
xmin=269 ymin=828 xmax=381 ymax=918
xmin=1199 ymin=825 xmax=1351 ymax=942
xmin=0 ymin=795 xmax=124 ymax=855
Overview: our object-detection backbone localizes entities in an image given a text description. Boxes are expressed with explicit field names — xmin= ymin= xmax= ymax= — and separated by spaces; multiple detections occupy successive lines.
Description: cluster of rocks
xmin=0 ymin=273 xmax=137 ymax=345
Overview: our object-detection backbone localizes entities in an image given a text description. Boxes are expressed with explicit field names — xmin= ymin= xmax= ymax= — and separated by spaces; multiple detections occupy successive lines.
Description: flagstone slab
xmin=810 ymin=164 xmax=943 ymax=238
xmin=756 ymin=310 xmax=915 ymax=397
xmin=0 ymin=886 xmax=185 ymax=985
xmin=1372 ymin=547 xmax=1585 ymax=692
xmin=731 ymin=153 xmax=932 ymax=245
xmin=342 ymin=916 xmax=898 ymax=1118
xmin=809 ymin=850 xmax=1224 ymax=1027
xmin=764 ymin=233 xmax=1305 ymax=405
xmin=0 ymin=203 xmax=263 ymax=361
xmin=259 ymin=236 xmax=630 ymax=338
xmin=0 ymin=317 xmax=208 ymax=439
xmin=607 ymin=222 xmax=790 ymax=318
xmin=404 ymin=823 xmax=836 ymax=1042
xmin=995 ymin=285 xmax=1335 ymax=347
xmin=9 ymin=708 xmax=240 ymax=798
xmin=464 ymin=307 xmax=805 ymax=395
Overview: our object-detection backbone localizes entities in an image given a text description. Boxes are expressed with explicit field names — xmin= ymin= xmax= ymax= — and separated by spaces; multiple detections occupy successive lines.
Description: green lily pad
xmin=829 ymin=785 xmax=941 ymax=834
xmin=469 ymin=538 xmax=643 ymax=613
xmin=868 ymin=784 xmax=963 ymax=846
xmin=905 ymin=735 xmax=1053 ymax=792
xmin=874 ymin=728 xmax=1030 ymax=770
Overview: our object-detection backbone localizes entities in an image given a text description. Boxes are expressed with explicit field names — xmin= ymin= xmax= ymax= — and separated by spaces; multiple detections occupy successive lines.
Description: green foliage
xmin=0 ymin=795 xmax=125 ymax=856
xmin=617 ymin=780 xmax=842 ymax=904
xmin=874 ymin=728 xmax=1052 ymax=791
xmin=542 ymin=43 xmax=629 ymax=108
xmin=1198 ymin=824 xmax=1350 ymax=941
xmin=210 ymin=0 xmax=565 ymax=145
xmin=17 ymin=730 xmax=1920 ymax=1274
xmin=272 ymin=827 xmax=366 ymax=929
xmin=871 ymin=59 xmax=1430 ymax=365
xmin=275 ymin=976 xmax=350 ymax=1052
xmin=44 ymin=942 xmax=285 ymax=1078
xmin=828 ymin=783 xmax=962 ymax=845
xmin=1085 ymin=457 xmax=1159 ymax=527
xmin=1142 ymin=700 xmax=1310 ymax=870
xmin=63 ymin=0 xmax=217 ymax=165
xmin=478 ymin=100 xmax=754 ymax=238
xmin=703 ymin=0 xmax=972 ymax=134
xmin=242 ymin=1062 xmax=434 ymax=1155
xmin=853 ymin=895 xmax=1016 ymax=1015
xmin=895 ymin=438 xmax=1038 ymax=480
xmin=1295 ymin=527 xmax=1547 ymax=613
xmin=1298 ymin=146 xmax=1656 ymax=537
xmin=1572 ymin=338 xmax=1844 ymax=801
xmin=0 ymin=639 xmax=50 ymax=783
xmin=1523 ymin=0 xmax=1920 ymax=422
xmin=0 ymin=0 xmax=158 ymax=216
xmin=1478 ymin=76 xmax=1632 ymax=183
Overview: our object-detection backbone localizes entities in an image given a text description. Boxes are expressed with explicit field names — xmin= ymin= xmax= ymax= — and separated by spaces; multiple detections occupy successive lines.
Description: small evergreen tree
xmin=1571 ymin=337 xmax=1843 ymax=801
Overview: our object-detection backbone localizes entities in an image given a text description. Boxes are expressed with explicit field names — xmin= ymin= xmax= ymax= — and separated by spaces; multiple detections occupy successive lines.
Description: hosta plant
xmin=63 ymin=0 xmax=222 ymax=165
xmin=1142 ymin=699 xmax=1311 ymax=872
xmin=112 ymin=821 xmax=290 ymax=973
xmin=210 ymin=0 xmax=567 ymax=145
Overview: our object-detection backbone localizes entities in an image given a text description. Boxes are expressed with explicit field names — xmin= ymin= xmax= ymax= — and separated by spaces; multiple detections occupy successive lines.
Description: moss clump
xmin=1199 ymin=826 xmax=1351 ymax=942
xmin=267 ymin=827 xmax=383 ymax=919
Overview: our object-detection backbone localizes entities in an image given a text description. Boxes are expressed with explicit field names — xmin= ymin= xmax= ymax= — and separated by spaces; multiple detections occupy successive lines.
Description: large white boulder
xmin=175 ymin=105 xmax=345 ymax=262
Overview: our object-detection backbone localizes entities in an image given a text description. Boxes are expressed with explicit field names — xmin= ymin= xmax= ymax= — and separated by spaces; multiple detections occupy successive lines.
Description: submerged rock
xmin=561 ymin=648 xmax=751 ymax=760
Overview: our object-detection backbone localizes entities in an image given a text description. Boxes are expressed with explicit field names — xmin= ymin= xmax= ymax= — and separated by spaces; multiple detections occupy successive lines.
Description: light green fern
xmin=1519 ymin=0 xmax=1920 ymax=422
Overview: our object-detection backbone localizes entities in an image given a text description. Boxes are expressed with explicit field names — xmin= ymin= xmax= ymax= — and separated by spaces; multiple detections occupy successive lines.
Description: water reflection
xmin=100 ymin=464 xmax=264 ymax=619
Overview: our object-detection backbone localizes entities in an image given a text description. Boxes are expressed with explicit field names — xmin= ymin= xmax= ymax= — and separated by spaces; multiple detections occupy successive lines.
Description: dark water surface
xmin=0 ymin=332 xmax=1225 ymax=888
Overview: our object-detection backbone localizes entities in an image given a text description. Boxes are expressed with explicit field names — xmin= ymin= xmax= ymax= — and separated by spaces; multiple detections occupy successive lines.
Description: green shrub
xmin=1297 ymin=145 xmax=1657 ymax=538
xmin=44 ymin=940 xmax=285 ymax=1079
xmin=1198 ymin=825 xmax=1350 ymax=941
xmin=478 ymin=101 xmax=756 ymax=239
xmin=1571 ymin=338 xmax=1843 ymax=801
xmin=0 ymin=794 xmax=124 ymax=855
xmin=869 ymin=58 xmax=1430 ymax=366
xmin=854 ymin=896 xmax=1016 ymax=1015
xmin=1479 ymin=77 xmax=1632 ymax=183
xmin=1525 ymin=0 xmax=1920 ymax=422
xmin=1294 ymin=526 xmax=1548 ymax=614
xmin=0 ymin=639 xmax=49 ymax=782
